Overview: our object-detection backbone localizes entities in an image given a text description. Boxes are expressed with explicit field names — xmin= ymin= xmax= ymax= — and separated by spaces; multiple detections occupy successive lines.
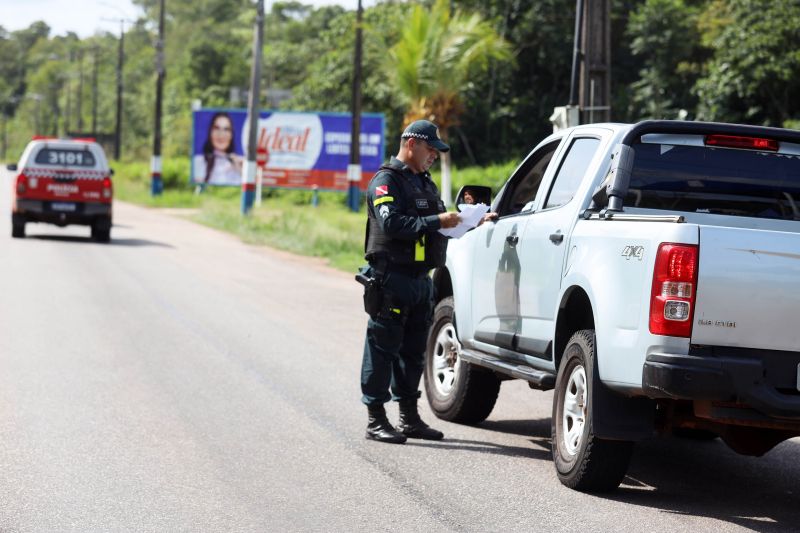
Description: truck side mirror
xmin=455 ymin=185 xmax=492 ymax=211
xmin=590 ymin=144 xmax=634 ymax=212
xmin=6 ymin=163 xmax=17 ymax=171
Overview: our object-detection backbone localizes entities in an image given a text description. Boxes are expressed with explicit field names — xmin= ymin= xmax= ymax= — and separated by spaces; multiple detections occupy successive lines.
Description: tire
xmin=424 ymin=296 xmax=501 ymax=424
xmin=91 ymin=217 xmax=111 ymax=243
xmin=11 ymin=215 xmax=25 ymax=238
xmin=551 ymin=329 xmax=634 ymax=492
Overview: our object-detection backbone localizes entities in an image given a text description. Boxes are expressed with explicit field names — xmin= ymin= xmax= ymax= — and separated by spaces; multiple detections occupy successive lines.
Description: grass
xmin=113 ymin=156 xmax=515 ymax=273
xmin=192 ymin=197 xmax=366 ymax=272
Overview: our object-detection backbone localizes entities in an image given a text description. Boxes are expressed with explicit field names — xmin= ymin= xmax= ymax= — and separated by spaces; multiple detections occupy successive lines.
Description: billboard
xmin=191 ymin=109 xmax=385 ymax=190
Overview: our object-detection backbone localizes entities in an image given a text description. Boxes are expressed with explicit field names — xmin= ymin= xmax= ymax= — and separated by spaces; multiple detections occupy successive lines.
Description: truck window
xmin=626 ymin=143 xmax=800 ymax=220
xmin=544 ymin=137 xmax=601 ymax=209
xmin=498 ymin=141 xmax=560 ymax=217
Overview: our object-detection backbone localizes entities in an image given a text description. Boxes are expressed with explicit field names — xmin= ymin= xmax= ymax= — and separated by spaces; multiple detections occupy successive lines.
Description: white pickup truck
xmin=424 ymin=120 xmax=800 ymax=492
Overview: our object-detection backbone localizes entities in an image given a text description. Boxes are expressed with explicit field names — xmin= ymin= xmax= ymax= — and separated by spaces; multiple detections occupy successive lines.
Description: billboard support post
xmin=347 ymin=164 xmax=361 ymax=212
xmin=255 ymin=166 xmax=263 ymax=207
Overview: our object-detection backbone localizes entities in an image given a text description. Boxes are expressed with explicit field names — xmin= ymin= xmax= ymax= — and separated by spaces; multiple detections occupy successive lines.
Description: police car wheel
xmin=551 ymin=329 xmax=633 ymax=492
xmin=11 ymin=215 xmax=25 ymax=238
xmin=91 ymin=217 xmax=111 ymax=243
xmin=424 ymin=296 xmax=500 ymax=425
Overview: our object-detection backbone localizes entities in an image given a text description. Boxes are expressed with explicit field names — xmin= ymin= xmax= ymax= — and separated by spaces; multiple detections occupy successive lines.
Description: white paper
xmin=438 ymin=203 xmax=490 ymax=239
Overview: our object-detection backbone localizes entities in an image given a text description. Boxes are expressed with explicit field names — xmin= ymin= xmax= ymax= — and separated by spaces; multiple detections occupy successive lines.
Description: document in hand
xmin=438 ymin=203 xmax=490 ymax=239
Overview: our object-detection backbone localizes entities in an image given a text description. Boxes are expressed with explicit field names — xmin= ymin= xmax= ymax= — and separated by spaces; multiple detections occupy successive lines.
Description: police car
xmin=8 ymin=136 xmax=113 ymax=242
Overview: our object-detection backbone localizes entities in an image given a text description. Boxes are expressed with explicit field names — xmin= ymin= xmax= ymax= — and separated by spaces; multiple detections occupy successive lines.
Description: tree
xmin=388 ymin=0 xmax=512 ymax=203
xmin=625 ymin=0 xmax=704 ymax=120
xmin=694 ymin=0 xmax=800 ymax=126
xmin=286 ymin=3 xmax=409 ymax=140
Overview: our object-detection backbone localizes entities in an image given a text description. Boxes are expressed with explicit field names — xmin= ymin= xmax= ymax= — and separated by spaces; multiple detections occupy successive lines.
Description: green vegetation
xmin=113 ymin=158 xmax=366 ymax=272
xmin=3 ymin=0 xmax=799 ymax=269
xmin=2 ymin=0 xmax=799 ymax=167
xmin=112 ymin=155 xmax=514 ymax=272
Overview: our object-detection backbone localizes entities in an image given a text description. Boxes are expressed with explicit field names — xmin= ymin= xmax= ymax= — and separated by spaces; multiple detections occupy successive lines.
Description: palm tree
xmin=389 ymin=0 xmax=513 ymax=205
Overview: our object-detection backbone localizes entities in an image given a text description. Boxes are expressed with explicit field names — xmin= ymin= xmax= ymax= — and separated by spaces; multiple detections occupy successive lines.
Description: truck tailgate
xmin=693 ymin=226 xmax=800 ymax=351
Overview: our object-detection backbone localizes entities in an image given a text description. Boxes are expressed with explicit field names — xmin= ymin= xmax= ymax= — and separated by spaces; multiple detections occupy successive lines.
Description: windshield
xmin=626 ymin=143 xmax=800 ymax=220
xmin=34 ymin=147 xmax=96 ymax=167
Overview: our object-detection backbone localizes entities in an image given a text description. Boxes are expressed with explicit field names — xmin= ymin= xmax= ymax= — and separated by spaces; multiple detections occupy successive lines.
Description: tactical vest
xmin=365 ymin=165 xmax=448 ymax=269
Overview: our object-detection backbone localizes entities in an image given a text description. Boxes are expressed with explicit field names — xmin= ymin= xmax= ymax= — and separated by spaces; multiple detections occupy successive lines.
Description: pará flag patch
xmin=375 ymin=185 xmax=388 ymax=196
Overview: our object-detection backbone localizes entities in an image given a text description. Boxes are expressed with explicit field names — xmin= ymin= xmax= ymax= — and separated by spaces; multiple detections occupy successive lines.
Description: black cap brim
xmin=428 ymin=139 xmax=450 ymax=153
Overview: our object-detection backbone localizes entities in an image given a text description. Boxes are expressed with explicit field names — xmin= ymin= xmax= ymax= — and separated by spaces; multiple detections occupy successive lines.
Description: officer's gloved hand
xmin=438 ymin=212 xmax=461 ymax=229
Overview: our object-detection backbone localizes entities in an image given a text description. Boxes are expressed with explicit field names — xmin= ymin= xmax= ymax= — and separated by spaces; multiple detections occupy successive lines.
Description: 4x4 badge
xmin=621 ymin=245 xmax=644 ymax=261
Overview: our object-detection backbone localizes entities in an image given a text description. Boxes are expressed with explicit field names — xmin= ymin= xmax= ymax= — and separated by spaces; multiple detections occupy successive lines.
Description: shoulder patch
xmin=375 ymin=185 xmax=388 ymax=196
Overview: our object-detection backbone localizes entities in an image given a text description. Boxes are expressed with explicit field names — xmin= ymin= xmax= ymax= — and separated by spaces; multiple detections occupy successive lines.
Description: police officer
xmin=360 ymin=120 xmax=460 ymax=444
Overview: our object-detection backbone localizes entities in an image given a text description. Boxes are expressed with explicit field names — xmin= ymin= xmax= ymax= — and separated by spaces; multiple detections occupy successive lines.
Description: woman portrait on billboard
xmin=197 ymin=112 xmax=243 ymax=185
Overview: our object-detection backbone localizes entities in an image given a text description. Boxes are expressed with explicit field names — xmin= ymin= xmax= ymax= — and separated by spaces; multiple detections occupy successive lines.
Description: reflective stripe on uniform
xmin=415 ymin=235 xmax=425 ymax=261
xmin=373 ymin=196 xmax=394 ymax=206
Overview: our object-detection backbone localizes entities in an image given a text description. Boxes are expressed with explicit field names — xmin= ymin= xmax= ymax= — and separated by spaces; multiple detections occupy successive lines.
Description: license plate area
xmin=50 ymin=202 xmax=76 ymax=212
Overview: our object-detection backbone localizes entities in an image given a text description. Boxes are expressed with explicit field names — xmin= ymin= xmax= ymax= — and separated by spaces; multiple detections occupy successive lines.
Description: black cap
xmin=401 ymin=120 xmax=450 ymax=153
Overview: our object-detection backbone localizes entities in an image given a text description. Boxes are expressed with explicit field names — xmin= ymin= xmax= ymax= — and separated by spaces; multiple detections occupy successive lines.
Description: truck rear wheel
xmin=424 ymin=296 xmax=500 ymax=424
xmin=552 ymin=329 xmax=633 ymax=492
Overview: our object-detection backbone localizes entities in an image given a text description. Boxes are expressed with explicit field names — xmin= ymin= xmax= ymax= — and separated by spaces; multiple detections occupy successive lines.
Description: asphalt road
xmin=1 ymin=168 xmax=799 ymax=532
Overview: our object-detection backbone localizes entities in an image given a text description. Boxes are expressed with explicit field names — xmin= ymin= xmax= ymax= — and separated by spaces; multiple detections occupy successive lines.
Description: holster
xmin=356 ymin=266 xmax=382 ymax=318
xmin=355 ymin=266 xmax=408 ymax=321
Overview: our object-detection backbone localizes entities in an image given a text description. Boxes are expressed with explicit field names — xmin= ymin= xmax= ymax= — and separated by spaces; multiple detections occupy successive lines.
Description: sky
xmin=0 ymin=0 xmax=366 ymax=38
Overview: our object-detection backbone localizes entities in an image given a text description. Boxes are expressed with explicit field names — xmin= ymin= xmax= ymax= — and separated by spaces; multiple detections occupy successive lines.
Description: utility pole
xmin=92 ymin=46 xmax=99 ymax=136
xmin=32 ymin=94 xmax=42 ymax=135
xmin=346 ymin=0 xmax=363 ymax=213
xmin=241 ymin=0 xmax=264 ymax=215
xmin=569 ymin=0 xmax=584 ymax=108
xmin=65 ymin=52 xmax=73 ymax=135
xmin=115 ymin=20 xmax=124 ymax=160
xmin=101 ymin=17 xmax=130 ymax=158
xmin=578 ymin=0 xmax=611 ymax=123
xmin=1 ymin=114 xmax=6 ymax=161
xmin=77 ymin=49 xmax=84 ymax=132
xmin=151 ymin=0 xmax=166 ymax=196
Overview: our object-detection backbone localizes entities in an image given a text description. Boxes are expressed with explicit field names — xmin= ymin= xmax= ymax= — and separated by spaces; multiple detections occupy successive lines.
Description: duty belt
xmin=370 ymin=258 xmax=430 ymax=279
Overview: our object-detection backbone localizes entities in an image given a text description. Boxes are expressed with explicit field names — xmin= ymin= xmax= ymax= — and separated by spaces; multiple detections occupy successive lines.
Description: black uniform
xmin=360 ymin=156 xmax=447 ymax=406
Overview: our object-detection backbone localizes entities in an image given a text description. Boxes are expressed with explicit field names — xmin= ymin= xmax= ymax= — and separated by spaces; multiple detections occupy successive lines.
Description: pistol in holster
xmin=355 ymin=266 xmax=407 ymax=321
xmin=356 ymin=267 xmax=382 ymax=318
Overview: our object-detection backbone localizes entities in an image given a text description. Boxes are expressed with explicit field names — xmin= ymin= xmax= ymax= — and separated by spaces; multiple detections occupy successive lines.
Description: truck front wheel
xmin=552 ymin=329 xmax=633 ymax=492
xmin=424 ymin=296 xmax=500 ymax=424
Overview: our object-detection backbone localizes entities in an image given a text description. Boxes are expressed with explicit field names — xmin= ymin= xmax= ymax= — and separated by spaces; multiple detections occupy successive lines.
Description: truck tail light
xmin=16 ymin=173 xmax=27 ymax=195
xmin=649 ymin=243 xmax=698 ymax=337
xmin=102 ymin=176 xmax=112 ymax=199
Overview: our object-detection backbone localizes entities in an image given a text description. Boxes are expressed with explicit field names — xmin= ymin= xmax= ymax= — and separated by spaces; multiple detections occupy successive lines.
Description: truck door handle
xmin=549 ymin=232 xmax=563 ymax=244
xmin=506 ymin=234 xmax=519 ymax=246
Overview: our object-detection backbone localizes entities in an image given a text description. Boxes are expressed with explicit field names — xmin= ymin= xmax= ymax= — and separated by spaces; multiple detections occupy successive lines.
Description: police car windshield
xmin=34 ymin=148 xmax=96 ymax=167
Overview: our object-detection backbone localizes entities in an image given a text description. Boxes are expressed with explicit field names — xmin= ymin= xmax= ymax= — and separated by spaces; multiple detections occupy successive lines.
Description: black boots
xmin=397 ymin=399 xmax=444 ymax=440
xmin=365 ymin=401 xmax=445 ymax=443
xmin=366 ymin=404 xmax=407 ymax=444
